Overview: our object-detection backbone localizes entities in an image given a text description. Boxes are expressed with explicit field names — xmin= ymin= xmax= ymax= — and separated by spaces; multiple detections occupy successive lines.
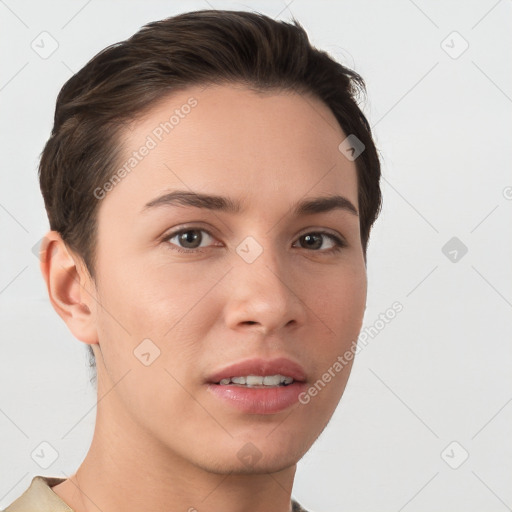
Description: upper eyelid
xmin=164 ymin=226 xmax=217 ymax=242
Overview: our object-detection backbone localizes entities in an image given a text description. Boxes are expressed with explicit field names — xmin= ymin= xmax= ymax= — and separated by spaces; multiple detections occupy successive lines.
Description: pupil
xmin=303 ymin=234 xmax=321 ymax=250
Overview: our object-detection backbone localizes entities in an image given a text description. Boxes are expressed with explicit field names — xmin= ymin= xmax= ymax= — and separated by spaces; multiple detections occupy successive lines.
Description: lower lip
xmin=206 ymin=381 xmax=308 ymax=414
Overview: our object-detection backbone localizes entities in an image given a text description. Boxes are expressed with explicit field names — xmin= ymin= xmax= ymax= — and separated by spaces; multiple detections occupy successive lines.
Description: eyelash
xmin=161 ymin=227 xmax=346 ymax=255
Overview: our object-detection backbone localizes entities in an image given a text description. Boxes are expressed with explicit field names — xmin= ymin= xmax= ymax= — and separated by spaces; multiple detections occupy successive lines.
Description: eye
xmin=162 ymin=227 xmax=346 ymax=255
xmin=293 ymin=231 xmax=346 ymax=254
xmin=163 ymin=228 xmax=218 ymax=253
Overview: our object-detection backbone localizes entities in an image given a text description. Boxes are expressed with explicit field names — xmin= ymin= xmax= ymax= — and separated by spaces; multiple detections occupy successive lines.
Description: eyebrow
xmin=142 ymin=190 xmax=358 ymax=217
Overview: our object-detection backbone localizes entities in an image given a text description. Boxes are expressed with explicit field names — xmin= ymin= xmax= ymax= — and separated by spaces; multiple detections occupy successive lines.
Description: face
xmin=87 ymin=83 xmax=367 ymax=474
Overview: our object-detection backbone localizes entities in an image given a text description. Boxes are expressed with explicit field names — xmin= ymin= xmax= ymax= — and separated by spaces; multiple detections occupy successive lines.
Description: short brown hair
xmin=39 ymin=9 xmax=382 ymax=380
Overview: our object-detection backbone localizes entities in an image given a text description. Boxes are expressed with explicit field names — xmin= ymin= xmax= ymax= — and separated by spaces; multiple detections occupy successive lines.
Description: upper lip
xmin=207 ymin=357 xmax=307 ymax=384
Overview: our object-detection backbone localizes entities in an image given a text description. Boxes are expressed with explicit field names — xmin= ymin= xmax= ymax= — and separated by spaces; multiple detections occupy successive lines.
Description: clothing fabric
xmin=1 ymin=475 xmax=312 ymax=512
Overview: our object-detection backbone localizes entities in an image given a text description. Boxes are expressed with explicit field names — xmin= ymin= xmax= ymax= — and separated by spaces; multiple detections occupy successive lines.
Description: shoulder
xmin=2 ymin=475 xmax=72 ymax=512
xmin=292 ymin=497 xmax=317 ymax=512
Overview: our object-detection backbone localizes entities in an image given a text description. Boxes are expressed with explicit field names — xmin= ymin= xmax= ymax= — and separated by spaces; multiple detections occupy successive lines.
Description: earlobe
xmin=39 ymin=231 xmax=98 ymax=345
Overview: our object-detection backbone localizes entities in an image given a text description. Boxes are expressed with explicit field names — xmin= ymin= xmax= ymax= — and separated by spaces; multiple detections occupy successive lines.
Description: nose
xmin=223 ymin=242 xmax=307 ymax=336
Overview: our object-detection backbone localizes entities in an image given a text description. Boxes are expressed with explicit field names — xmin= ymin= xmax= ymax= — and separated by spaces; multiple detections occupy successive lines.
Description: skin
xmin=42 ymin=83 xmax=367 ymax=512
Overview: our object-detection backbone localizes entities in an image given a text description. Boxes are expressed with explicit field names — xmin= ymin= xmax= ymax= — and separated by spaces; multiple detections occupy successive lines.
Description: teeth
xmin=263 ymin=375 xmax=281 ymax=386
xmin=246 ymin=375 xmax=263 ymax=386
xmin=218 ymin=374 xmax=294 ymax=386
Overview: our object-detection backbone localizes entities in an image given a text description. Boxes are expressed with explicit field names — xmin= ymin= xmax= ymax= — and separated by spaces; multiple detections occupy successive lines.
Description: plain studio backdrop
xmin=0 ymin=1 xmax=511 ymax=511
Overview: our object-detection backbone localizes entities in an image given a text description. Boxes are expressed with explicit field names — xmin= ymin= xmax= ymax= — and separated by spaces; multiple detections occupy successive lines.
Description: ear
xmin=39 ymin=230 xmax=99 ymax=345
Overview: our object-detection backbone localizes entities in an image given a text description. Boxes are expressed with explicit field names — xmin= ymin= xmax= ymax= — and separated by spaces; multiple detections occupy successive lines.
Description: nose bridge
xmin=224 ymin=233 xmax=304 ymax=333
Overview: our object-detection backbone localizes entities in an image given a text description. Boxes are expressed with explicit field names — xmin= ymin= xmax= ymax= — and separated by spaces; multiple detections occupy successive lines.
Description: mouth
xmin=205 ymin=357 xmax=308 ymax=414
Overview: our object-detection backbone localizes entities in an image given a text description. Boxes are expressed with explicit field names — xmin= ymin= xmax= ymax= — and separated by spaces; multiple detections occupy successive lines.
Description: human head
xmin=38 ymin=9 xmax=381 ymax=468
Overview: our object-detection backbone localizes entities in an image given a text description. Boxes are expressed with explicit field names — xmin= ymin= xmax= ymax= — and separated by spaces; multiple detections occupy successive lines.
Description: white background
xmin=1 ymin=1 xmax=511 ymax=511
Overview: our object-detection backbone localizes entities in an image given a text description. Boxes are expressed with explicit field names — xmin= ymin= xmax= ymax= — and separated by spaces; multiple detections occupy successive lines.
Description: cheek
xmin=303 ymin=263 xmax=367 ymax=384
xmin=98 ymin=250 xmax=219 ymax=331
xmin=296 ymin=267 xmax=366 ymax=424
xmin=310 ymin=264 xmax=367 ymax=334
xmin=95 ymin=260 xmax=226 ymax=386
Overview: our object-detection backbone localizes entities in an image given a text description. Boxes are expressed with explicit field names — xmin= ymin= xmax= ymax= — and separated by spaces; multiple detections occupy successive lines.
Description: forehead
xmin=99 ymin=83 xmax=358 ymax=220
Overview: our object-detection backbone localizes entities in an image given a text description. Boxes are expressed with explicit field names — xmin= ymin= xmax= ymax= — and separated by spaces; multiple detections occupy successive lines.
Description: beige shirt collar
xmin=2 ymin=476 xmax=72 ymax=512
xmin=2 ymin=475 xmax=311 ymax=512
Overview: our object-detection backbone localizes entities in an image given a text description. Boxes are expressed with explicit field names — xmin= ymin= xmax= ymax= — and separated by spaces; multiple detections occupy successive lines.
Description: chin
xmin=192 ymin=437 xmax=307 ymax=476
xmin=201 ymin=453 xmax=299 ymax=476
